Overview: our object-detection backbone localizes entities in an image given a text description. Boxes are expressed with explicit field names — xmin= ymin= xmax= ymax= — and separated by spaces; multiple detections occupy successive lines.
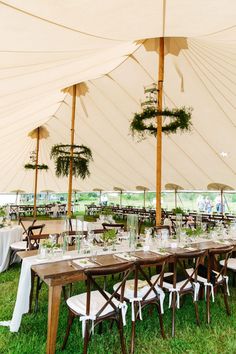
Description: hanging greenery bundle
xmin=131 ymin=106 xmax=192 ymax=139
xmin=24 ymin=150 xmax=48 ymax=171
xmin=50 ymin=144 xmax=93 ymax=178
xmin=24 ymin=163 xmax=48 ymax=170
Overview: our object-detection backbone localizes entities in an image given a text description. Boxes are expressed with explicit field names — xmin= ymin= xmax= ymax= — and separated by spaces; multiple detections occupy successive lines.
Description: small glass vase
xmin=129 ymin=229 xmax=136 ymax=252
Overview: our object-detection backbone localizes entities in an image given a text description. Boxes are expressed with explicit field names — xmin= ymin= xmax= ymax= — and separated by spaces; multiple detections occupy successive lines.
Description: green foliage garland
xmin=50 ymin=144 xmax=93 ymax=179
xmin=131 ymin=106 xmax=192 ymax=139
xmin=24 ymin=163 xmax=48 ymax=170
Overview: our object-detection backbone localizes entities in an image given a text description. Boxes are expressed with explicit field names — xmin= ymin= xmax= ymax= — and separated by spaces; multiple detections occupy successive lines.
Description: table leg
xmin=29 ymin=269 xmax=35 ymax=313
xmin=46 ymin=285 xmax=62 ymax=354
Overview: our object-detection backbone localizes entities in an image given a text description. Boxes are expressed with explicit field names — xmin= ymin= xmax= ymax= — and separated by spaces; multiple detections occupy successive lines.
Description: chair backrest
xmin=208 ymin=245 xmax=233 ymax=281
xmin=27 ymin=223 xmax=45 ymax=235
xmin=170 ymin=250 xmax=207 ymax=290
xmin=153 ymin=225 xmax=171 ymax=237
xmin=18 ymin=218 xmax=37 ymax=235
xmin=133 ymin=255 xmax=170 ymax=301
xmin=102 ymin=223 xmax=125 ymax=231
xmin=27 ymin=233 xmax=59 ymax=250
xmin=84 ymin=262 xmax=134 ymax=317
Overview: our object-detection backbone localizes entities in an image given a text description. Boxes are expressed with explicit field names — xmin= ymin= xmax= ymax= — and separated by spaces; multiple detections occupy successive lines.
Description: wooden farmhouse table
xmin=17 ymin=238 xmax=236 ymax=354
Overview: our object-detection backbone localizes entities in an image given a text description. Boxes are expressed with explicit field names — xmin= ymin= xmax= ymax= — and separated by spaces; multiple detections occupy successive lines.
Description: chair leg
xmin=29 ymin=270 xmax=35 ymax=313
xmin=130 ymin=320 xmax=136 ymax=354
xmin=103 ymin=276 xmax=107 ymax=290
xmin=62 ymin=310 xmax=75 ymax=350
xmin=171 ymin=292 xmax=176 ymax=337
xmin=130 ymin=301 xmax=137 ymax=354
xmin=206 ymin=286 xmax=211 ymax=324
xmin=117 ymin=316 xmax=127 ymax=354
xmin=194 ymin=300 xmax=200 ymax=326
xmin=62 ymin=284 xmax=72 ymax=302
xmin=98 ymin=322 xmax=103 ymax=334
xmin=156 ymin=303 xmax=166 ymax=339
xmin=34 ymin=276 xmax=43 ymax=313
xmin=223 ymin=284 xmax=231 ymax=316
xmin=83 ymin=321 xmax=90 ymax=354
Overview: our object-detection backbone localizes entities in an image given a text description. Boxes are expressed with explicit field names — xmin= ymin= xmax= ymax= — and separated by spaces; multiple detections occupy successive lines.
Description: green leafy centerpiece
xmin=0 ymin=207 xmax=6 ymax=227
xmin=101 ymin=229 xmax=117 ymax=251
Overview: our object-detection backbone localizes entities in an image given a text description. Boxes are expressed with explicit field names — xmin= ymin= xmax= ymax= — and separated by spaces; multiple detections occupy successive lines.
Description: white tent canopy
xmin=0 ymin=1 xmax=235 ymax=193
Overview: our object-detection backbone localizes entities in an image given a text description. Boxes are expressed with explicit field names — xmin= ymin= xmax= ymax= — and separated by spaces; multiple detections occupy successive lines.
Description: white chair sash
xmin=204 ymin=282 xmax=215 ymax=302
xmin=169 ymin=288 xmax=180 ymax=309
xmin=118 ymin=301 xmax=128 ymax=326
xmin=129 ymin=297 xmax=143 ymax=322
xmin=193 ymin=282 xmax=200 ymax=302
xmin=80 ymin=315 xmax=96 ymax=338
xmin=223 ymin=275 xmax=230 ymax=296
xmin=159 ymin=291 xmax=165 ymax=314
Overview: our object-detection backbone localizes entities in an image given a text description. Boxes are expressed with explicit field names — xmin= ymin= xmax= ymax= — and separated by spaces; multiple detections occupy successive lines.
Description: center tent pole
xmin=156 ymin=37 xmax=165 ymax=226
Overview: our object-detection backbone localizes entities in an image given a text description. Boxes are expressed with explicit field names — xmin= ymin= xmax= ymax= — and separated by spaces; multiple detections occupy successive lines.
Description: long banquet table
xmin=1 ymin=237 xmax=236 ymax=354
xmin=0 ymin=225 xmax=22 ymax=272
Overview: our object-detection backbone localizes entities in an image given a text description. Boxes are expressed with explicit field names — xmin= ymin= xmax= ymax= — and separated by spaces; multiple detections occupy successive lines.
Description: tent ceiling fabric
xmin=0 ymin=1 xmax=235 ymax=193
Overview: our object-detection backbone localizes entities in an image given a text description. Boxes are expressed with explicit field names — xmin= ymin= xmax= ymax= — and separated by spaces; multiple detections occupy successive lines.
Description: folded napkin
xmin=126 ymin=279 xmax=148 ymax=291
xmin=214 ymin=240 xmax=231 ymax=245
xmin=151 ymin=250 xmax=170 ymax=256
xmin=36 ymin=254 xmax=71 ymax=263
xmin=72 ymin=258 xmax=97 ymax=268
xmin=115 ymin=253 xmax=136 ymax=261
xmin=183 ymin=247 xmax=197 ymax=251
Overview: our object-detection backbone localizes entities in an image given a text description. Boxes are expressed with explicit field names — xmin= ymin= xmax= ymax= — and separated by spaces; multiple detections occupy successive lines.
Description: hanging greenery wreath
xmin=130 ymin=106 xmax=192 ymax=139
xmin=24 ymin=150 xmax=48 ymax=171
xmin=50 ymin=144 xmax=93 ymax=178
xmin=24 ymin=163 xmax=48 ymax=170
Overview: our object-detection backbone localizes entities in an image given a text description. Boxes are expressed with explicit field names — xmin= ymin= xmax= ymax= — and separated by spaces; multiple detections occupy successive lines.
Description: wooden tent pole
xmin=156 ymin=37 xmax=165 ymax=225
xmin=33 ymin=127 xmax=40 ymax=218
xmin=144 ymin=190 xmax=146 ymax=209
xmin=175 ymin=190 xmax=177 ymax=209
xmin=120 ymin=191 xmax=122 ymax=207
xmin=67 ymin=85 xmax=76 ymax=217
xmin=220 ymin=189 xmax=224 ymax=215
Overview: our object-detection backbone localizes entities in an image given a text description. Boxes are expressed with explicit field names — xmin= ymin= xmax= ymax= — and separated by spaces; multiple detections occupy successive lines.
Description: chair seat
xmin=152 ymin=272 xmax=192 ymax=291
xmin=113 ymin=278 xmax=165 ymax=301
xmin=186 ymin=268 xmax=207 ymax=283
xmin=67 ymin=290 xmax=121 ymax=318
xmin=10 ymin=240 xmax=27 ymax=251
xmin=220 ymin=258 xmax=236 ymax=271
xmin=186 ymin=268 xmax=225 ymax=284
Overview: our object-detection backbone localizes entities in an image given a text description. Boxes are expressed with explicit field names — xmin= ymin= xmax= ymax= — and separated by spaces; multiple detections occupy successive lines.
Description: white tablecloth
xmin=0 ymin=242 xmax=129 ymax=332
xmin=0 ymin=225 xmax=22 ymax=273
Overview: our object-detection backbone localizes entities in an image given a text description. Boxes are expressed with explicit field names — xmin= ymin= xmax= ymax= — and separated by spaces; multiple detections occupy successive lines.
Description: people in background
xmin=215 ymin=195 xmax=223 ymax=213
xmin=101 ymin=194 xmax=108 ymax=206
xmin=205 ymin=197 xmax=212 ymax=213
xmin=197 ymin=195 xmax=205 ymax=212
xmin=186 ymin=215 xmax=195 ymax=229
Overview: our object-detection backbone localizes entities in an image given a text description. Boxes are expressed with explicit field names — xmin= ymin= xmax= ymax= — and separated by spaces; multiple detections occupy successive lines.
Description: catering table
xmin=0 ymin=225 xmax=22 ymax=272
xmin=1 ymin=237 xmax=236 ymax=354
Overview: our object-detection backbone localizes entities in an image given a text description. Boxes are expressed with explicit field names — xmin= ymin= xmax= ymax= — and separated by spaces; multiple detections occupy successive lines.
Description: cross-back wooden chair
xmin=62 ymin=262 xmax=134 ymax=354
xmin=10 ymin=223 xmax=46 ymax=264
xmin=102 ymin=223 xmax=125 ymax=232
xmin=27 ymin=232 xmax=59 ymax=250
xmin=28 ymin=232 xmax=59 ymax=312
xmin=160 ymin=249 xmax=206 ymax=337
xmin=18 ymin=217 xmax=37 ymax=236
xmin=113 ymin=255 xmax=169 ymax=353
xmin=153 ymin=225 xmax=172 ymax=237
xmin=187 ymin=245 xmax=233 ymax=324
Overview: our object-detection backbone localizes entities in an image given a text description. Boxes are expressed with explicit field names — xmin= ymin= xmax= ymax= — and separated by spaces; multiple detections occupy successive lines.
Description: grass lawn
xmin=1 ymin=265 xmax=236 ymax=354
